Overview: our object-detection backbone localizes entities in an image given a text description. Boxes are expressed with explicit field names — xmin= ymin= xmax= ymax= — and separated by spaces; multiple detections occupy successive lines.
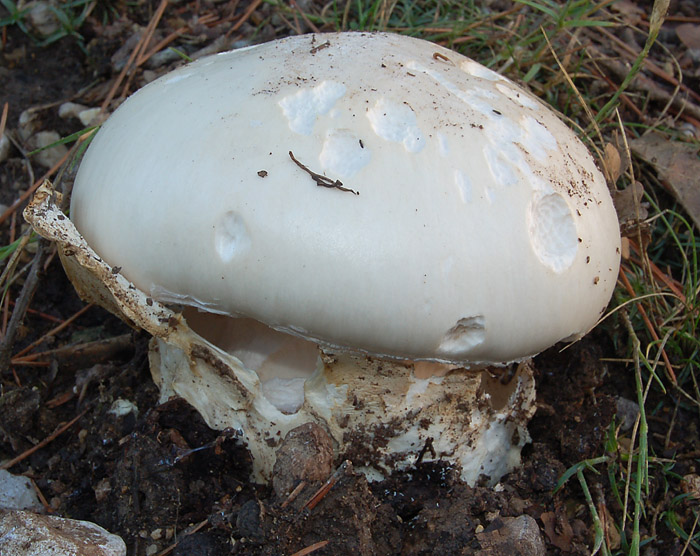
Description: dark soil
xmin=2 ymin=323 xmax=620 ymax=555
xmin=1 ymin=1 xmax=698 ymax=555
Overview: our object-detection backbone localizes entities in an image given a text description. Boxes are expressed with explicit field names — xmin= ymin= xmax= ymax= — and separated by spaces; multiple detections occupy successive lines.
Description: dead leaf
xmin=609 ymin=0 xmax=644 ymax=24
xmin=604 ymin=143 xmax=622 ymax=184
xmin=677 ymin=24 xmax=700 ymax=51
xmin=681 ymin=474 xmax=700 ymax=500
xmin=620 ymin=237 xmax=630 ymax=260
xmin=540 ymin=510 xmax=574 ymax=552
xmin=631 ymin=133 xmax=700 ymax=230
xmin=614 ymin=181 xmax=650 ymax=248
xmin=598 ymin=502 xmax=621 ymax=550
xmin=614 ymin=181 xmax=648 ymax=225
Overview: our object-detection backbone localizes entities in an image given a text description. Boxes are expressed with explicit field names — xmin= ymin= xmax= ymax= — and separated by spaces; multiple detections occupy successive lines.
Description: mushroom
xmin=25 ymin=32 xmax=620 ymax=484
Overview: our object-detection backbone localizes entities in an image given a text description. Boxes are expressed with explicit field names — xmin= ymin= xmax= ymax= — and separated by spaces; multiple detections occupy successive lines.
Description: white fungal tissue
xmin=279 ymin=80 xmax=347 ymax=135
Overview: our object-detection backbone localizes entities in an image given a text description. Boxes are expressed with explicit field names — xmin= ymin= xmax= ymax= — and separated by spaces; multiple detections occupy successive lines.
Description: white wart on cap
xmin=70 ymin=32 xmax=621 ymax=366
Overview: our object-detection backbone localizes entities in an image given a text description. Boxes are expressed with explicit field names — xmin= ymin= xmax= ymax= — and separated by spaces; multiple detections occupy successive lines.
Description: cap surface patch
xmin=528 ymin=193 xmax=578 ymax=273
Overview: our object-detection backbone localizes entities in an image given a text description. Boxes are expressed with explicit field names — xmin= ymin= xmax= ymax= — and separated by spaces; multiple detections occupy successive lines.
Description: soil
xmin=1 ymin=1 xmax=699 ymax=555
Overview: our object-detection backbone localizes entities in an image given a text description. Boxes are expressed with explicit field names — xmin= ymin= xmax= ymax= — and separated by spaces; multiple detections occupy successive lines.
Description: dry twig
xmin=0 ymin=240 xmax=47 ymax=372
xmin=11 ymin=303 xmax=94 ymax=361
xmin=0 ymin=102 xmax=8 ymax=137
xmin=0 ymin=409 xmax=87 ymax=470
xmin=302 ymin=460 xmax=350 ymax=512
xmin=618 ymin=267 xmax=676 ymax=383
xmin=281 ymin=480 xmax=307 ymax=508
xmin=154 ymin=518 xmax=209 ymax=556
xmin=290 ymin=540 xmax=330 ymax=556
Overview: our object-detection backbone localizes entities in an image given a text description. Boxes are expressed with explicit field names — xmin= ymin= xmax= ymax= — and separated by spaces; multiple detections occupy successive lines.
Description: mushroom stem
xmin=183 ymin=309 xmax=319 ymax=414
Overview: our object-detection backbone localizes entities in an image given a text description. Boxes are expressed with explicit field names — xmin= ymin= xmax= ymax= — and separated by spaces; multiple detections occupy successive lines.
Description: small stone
xmin=189 ymin=35 xmax=235 ymax=62
xmin=18 ymin=108 xmax=40 ymax=141
xmin=29 ymin=131 xmax=69 ymax=169
xmin=0 ymin=509 xmax=126 ymax=556
xmin=111 ymin=31 xmax=147 ymax=73
xmin=236 ymin=499 xmax=264 ymax=540
xmin=172 ymin=531 xmax=229 ymax=555
xmin=25 ymin=1 xmax=61 ymax=39
xmin=145 ymin=48 xmax=181 ymax=69
xmin=271 ymin=422 xmax=333 ymax=498
xmin=59 ymin=102 xmax=89 ymax=120
xmin=108 ymin=399 xmax=138 ymax=418
xmin=78 ymin=108 xmax=103 ymax=127
xmin=679 ymin=122 xmax=697 ymax=140
xmin=0 ymin=132 xmax=12 ymax=163
xmin=93 ymin=478 xmax=112 ymax=503
xmin=141 ymin=70 xmax=159 ymax=84
xmin=0 ymin=470 xmax=43 ymax=511
xmin=58 ymin=104 xmax=102 ymax=127
xmin=477 ymin=515 xmax=545 ymax=556
xmin=681 ymin=474 xmax=700 ymax=500
xmin=616 ymin=397 xmax=640 ymax=432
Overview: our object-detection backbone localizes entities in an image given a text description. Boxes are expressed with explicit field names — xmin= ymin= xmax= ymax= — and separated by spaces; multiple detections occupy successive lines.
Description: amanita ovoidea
xmin=25 ymin=32 xmax=621 ymax=485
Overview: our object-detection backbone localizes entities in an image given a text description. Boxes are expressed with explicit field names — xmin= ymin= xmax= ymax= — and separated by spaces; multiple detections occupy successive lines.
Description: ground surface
xmin=1 ymin=1 xmax=699 ymax=555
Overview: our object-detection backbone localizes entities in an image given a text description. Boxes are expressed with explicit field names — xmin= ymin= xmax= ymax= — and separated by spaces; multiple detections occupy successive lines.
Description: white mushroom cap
xmin=71 ymin=32 xmax=620 ymax=365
